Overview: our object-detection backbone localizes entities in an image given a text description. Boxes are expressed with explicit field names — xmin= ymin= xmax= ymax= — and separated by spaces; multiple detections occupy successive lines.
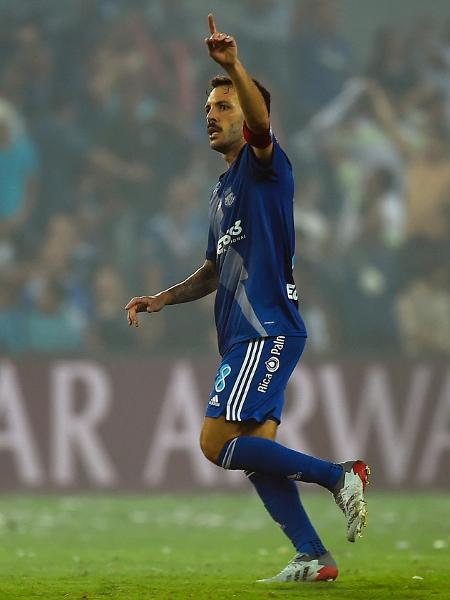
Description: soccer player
xmin=125 ymin=14 xmax=370 ymax=583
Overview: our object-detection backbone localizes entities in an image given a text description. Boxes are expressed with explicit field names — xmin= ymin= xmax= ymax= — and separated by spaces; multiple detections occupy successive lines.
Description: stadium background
xmin=0 ymin=0 xmax=450 ymax=495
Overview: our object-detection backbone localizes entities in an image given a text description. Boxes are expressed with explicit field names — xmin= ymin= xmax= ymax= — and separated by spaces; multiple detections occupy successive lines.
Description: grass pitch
xmin=0 ymin=492 xmax=448 ymax=599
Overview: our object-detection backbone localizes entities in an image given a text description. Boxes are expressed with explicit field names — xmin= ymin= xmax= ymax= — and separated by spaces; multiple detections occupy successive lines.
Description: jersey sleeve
xmin=244 ymin=137 xmax=292 ymax=181
xmin=205 ymin=225 xmax=216 ymax=261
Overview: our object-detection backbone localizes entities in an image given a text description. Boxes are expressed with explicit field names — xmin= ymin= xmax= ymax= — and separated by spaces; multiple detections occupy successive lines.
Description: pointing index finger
xmin=208 ymin=13 xmax=217 ymax=35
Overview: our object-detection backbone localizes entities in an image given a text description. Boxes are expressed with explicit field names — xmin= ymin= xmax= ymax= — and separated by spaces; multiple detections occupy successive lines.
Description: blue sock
xmin=247 ymin=471 xmax=327 ymax=557
xmin=218 ymin=436 xmax=342 ymax=490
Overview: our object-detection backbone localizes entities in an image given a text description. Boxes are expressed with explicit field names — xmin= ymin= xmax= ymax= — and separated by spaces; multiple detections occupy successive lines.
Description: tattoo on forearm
xmin=166 ymin=265 xmax=218 ymax=305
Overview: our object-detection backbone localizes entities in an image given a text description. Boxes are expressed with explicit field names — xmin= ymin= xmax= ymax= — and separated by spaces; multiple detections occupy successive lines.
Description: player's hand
xmin=205 ymin=14 xmax=237 ymax=69
xmin=124 ymin=293 xmax=167 ymax=327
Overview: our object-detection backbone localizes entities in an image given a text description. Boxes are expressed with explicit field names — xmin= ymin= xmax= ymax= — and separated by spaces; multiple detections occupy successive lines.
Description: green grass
xmin=0 ymin=492 xmax=448 ymax=599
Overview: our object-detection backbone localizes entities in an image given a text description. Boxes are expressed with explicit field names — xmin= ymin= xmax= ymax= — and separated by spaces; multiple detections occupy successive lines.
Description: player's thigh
xmin=200 ymin=416 xmax=244 ymax=463
xmin=243 ymin=418 xmax=278 ymax=441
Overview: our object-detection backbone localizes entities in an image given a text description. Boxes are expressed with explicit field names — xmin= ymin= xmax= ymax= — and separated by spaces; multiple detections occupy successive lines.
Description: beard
xmin=209 ymin=122 xmax=243 ymax=155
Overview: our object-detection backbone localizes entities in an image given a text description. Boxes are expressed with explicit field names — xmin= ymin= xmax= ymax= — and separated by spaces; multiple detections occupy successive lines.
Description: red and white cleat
xmin=257 ymin=551 xmax=338 ymax=583
xmin=333 ymin=460 xmax=370 ymax=542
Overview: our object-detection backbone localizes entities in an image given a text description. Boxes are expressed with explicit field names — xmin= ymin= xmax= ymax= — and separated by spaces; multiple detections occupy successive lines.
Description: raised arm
xmin=125 ymin=259 xmax=218 ymax=327
xmin=205 ymin=13 xmax=273 ymax=163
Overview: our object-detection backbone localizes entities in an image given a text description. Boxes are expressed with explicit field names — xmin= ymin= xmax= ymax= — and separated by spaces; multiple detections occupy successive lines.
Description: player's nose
xmin=207 ymin=107 xmax=220 ymax=122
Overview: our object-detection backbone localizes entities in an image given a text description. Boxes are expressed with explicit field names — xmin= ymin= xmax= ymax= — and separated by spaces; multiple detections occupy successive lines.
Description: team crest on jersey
xmin=224 ymin=188 xmax=236 ymax=207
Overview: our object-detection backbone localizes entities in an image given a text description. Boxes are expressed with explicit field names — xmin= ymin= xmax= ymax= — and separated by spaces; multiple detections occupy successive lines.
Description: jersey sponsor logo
xmin=258 ymin=336 xmax=285 ymax=393
xmin=217 ymin=220 xmax=245 ymax=255
xmin=258 ymin=373 xmax=273 ymax=394
xmin=209 ymin=394 xmax=220 ymax=407
xmin=224 ymin=188 xmax=236 ymax=207
xmin=265 ymin=356 xmax=279 ymax=373
xmin=215 ymin=363 xmax=232 ymax=392
xmin=287 ymin=283 xmax=298 ymax=301
xmin=271 ymin=335 xmax=285 ymax=355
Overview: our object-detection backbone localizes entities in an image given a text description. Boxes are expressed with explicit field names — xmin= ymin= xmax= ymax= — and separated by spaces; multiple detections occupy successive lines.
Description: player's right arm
xmin=125 ymin=259 xmax=218 ymax=327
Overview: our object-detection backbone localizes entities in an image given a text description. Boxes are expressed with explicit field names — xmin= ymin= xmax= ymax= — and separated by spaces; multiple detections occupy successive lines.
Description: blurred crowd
xmin=0 ymin=0 xmax=449 ymax=358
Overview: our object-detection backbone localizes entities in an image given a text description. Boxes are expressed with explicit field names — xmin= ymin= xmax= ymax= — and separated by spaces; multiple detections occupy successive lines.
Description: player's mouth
xmin=208 ymin=126 xmax=222 ymax=139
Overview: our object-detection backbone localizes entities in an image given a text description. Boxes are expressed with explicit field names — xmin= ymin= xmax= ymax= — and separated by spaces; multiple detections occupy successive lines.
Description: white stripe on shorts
xmin=226 ymin=340 xmax=256 ymax=421
xmin=230 ymin=340 xmax=261 ymax=421
xmin=227 ymin=339 xmax=265 ymax=421
xmin=236 ymin=339 xmax=265 ymax=421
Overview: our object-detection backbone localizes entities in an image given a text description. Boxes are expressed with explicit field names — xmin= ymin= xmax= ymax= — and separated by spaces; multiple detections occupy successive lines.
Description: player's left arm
xmin=205 ymin=14 xmax=273 ymax=164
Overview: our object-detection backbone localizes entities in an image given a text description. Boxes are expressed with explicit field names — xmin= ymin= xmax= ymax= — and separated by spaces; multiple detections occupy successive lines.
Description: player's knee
xmin=199 ymin=431 xmax=222 ymax=464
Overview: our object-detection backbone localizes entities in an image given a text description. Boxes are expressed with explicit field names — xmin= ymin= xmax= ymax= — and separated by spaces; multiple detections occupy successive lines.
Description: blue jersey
xmin=206 ymin=139 xmax=307 ymax=356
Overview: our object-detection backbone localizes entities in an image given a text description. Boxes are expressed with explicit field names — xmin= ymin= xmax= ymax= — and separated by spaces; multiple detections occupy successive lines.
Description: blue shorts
xmin=206 ymin=335 xmax=306 ymax=424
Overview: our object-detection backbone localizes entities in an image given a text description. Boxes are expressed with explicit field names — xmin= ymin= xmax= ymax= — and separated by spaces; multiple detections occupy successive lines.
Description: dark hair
xmin=209 ymin=75 xmax=271 ymax=115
